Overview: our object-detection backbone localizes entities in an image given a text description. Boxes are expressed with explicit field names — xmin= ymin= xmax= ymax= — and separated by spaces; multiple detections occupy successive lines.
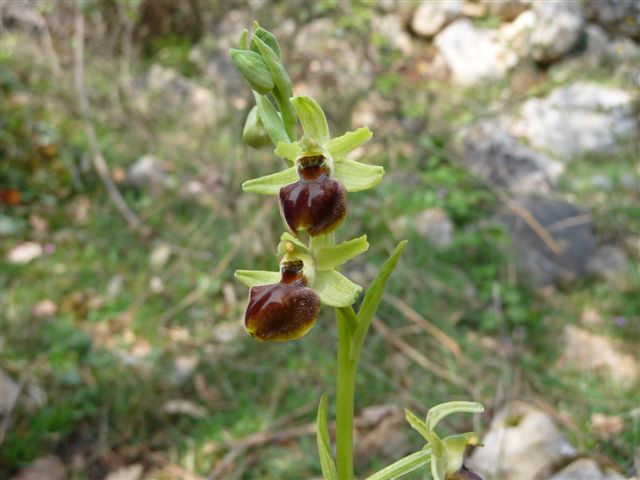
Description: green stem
xmin=336 ymin=308 xmax=356 ymax=480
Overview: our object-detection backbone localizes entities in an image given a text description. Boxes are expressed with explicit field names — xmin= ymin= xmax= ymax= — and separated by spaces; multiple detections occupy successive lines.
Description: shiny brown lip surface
xmin=244 ymin=260 xmax=320 ymax=341
xmin=278 ymin=156 xmax=347 ymax=236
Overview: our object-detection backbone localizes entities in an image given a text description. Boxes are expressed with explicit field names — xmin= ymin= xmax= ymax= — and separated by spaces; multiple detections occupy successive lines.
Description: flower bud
xmin=242 ymin=106 xmax=271 ymax=149
xmin=244 ymin=260 xmax=321 ymax=341
xmin=229 ymin=49 xmax=274 ymax=95
xmin=279 ymin=155 xmax=347 ymax=236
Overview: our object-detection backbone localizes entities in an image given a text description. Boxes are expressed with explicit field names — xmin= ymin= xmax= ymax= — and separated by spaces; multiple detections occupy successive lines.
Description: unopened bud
xmin=229 ymin=49 xmax=274 ymax=95
xmin=242 ymin=106 xmax=271 ymax=149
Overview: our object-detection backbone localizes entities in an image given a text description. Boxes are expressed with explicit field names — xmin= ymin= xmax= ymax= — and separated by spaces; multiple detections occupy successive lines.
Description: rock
xmin=580 ymin=24 xmax=611 ymax=67
xmin=104 ymin=465 xmax=143 ymax=480
xmin=0 ymin=214 xmax=24 ymax=236
xmin=10 ymin=455 xmax=66 ymax=480
xmin=372 ymin=14 xmax=414 ymax=55
xmin=434 ymin=20 xmax=518 ymax=86
xmin=482 ymin=0 xmax=530 ymax=21
xmin=496 ymin=197 xmax=596 ymax=286
xmin=411 ymin=0 xmax=461 ymax=37
xmin=127 ymin=155 xmax=173 ymax=196
xmin=530 ymin=1 xmax=584 ymax=63
xmin=560 ymin=325 xmax=638 ymax=383
xmin=499 ymin=10 xmax=536 ymax=60
xmin=0 ymin=369 xmax=20 ymax=415
xmin=149 ymin=243 xmax=172 ymax=269
xmin=413 ymin=208 xmax=454 ymax=248
xmin=6 ymin=242 xmax=42 ymax=264
xmin=590 ymin=413 xmax=624 ymax=440
xmin=162 ymin=399 xmax=207 ymax=418
xmin=31 ymin=299 xmax=57 ymax=318
xmin=134 ymin=64 xmax=221 ymax=125
xmin=549 ymin=458 xmax=625 ymax=480
xmin=586 ymin=245 xmax=629 ymax=282
xmin=512 ymin=82 xmax=636 ymax=159
xmin=467 ymin=401 xmax=577 ymax=480
xmin=460 ymin=122 xmax=564 ymax=194
xmin=585 ymin=0 xmax=640 ymax=40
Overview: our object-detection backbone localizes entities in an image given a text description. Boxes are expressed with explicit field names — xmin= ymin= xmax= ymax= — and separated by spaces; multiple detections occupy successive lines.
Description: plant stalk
xmin=336 ymin=309 xmax=356 ymax=480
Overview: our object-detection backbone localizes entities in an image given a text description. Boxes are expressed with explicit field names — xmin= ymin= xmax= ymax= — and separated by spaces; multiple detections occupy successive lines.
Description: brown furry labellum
xmin=446 ymin=466 xmax=484 ymax=480
xmin=244 ymin=260 xmax=321 ymax=341
xmin=278 ymin=155 xmax=347 ymax=236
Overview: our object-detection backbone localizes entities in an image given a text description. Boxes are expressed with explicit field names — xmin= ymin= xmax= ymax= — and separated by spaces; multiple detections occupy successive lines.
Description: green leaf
xmin=365 ymin=449 xmax=432 ymax=480
xmin=242 ymin=166 xmax=297 ymax=195
xmin=251 ymin=24 xmax=281 ymax=58
xmin=313 ymin=270 xmax=362 ymax=307
xmin=234 ymin=270 xmax=280 ymax=288
xmin=325 ymin=127 xmax=373 ymax=158
xmin=315 ymin=235 xmax=369 ymax=271
xmin=405 ymin=409 xmax=429 ymax=440
xmin=426 ymin=402 xmax=484 ymax=431
xmin=291 ymin=95 xmax=330 ymax=144
xmin=229 ymin=49 xmax=274 ymax=94
xmin=333 ymin=159 xmax=385 ymax=192
xmin=336 ymin=306 xmax=358 ymax=334
xmin=274 ymin=141 xmax=301 ymax=164
xmin=350 ymin=240 xmax=408 ymax=361
xmin=254 ymin=92 xmax=289 ymax=145
xmin=316 ymin=394 xmax=338 ymax=480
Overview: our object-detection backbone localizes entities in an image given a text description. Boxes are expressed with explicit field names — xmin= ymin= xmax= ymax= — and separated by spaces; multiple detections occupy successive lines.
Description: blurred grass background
xmin=1 ymin=1 xmax=639 ymax=479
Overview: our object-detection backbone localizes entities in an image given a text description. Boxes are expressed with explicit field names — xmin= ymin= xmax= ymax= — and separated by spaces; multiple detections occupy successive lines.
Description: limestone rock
xmin=373 ymin=14 xmax=414 ymax=55
xmin=530 ymin=1 xmax=584 ymax=63
xmin=512 ymin=82 xmax=636 ymax=159
xmin=127 ymin=155 xmax=173 ymax=196
xmin=411 ymin=0 xmax=462 ymax=38
xmin=460 ymin=122 xmax=564 ymax=194
xmin=482 ymin=0 xmax=530 ymax=21
xmin=499 ymin=10 xmax=536 ymax=59
xmin=414 ymin=208 xmax=454 ymax=248
xmin=560 ymin=325 xmax=638 ymax=384
xmin=586 ymin=0 xmax=640 ymax=40
xmin=467 ymin=401 xmax=577 ymax=479
xmin=434 ymin=19 xmax=518 ymax=86
xmin=550 ymin=458 xmax=625 ymax=480
xmin=496 ymin=197 xmax=596 ymax=286
xmin=10 ymin=455 xmax=66 ymax=480
xmin=586 ymin=245 xmax=629 ymax=282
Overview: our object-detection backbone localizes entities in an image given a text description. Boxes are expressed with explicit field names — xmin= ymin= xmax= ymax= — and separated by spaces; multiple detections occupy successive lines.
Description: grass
xmin=1 ymin=3 xmax=639 ymax=478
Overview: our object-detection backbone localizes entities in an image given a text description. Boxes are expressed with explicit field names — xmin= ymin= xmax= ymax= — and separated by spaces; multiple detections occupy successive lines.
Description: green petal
xmin=313 ymin=270 xmax=362 ymax=307
xmin=443 ymin=433 xmax=481 ymax=475
xmin=235 ymin=270 xmax=280 ymax=288
xmin=426 ymin=402 xmax=484 ymax=431
xmin=290 ymin=95 xmax=330 ymax=144
xmin=333 ymin=159 xmax=384 ymax=192
xmin=274 ymin=141 xmax=301 ymax=164
xmin=242 ymin=166 xmax=297 ymax=195
xmin=254 ymin=92 xmax=289 ymax=145
xmin=277 ymin=231 xmax=309 ymax=255
xmin=326 ymin=127 xmax=373 ymax=159
xmin=315 ymin=235 xmax=369 ymax=271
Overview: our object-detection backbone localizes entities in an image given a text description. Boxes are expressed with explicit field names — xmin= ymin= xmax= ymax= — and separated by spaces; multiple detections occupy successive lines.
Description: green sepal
xmin=254 ymin=92 xmax=289 ymax=145
xmin=350 ymin=240 xmax=408 ymax=361
xmin=405 ymin=409 xmax=429 ymax=440
xmin=426 ymin=402 xmax=484 ymax=431
xmin=252 ymin=36 xmax=291 ymax=96
xmin=316 ymin=394 xmax=338 ymax=480
xmin=313 ymin=270 xmax=362 ymax=307
xmin=234 ymin=270 xmax=280 ymax=288
xmin=291 ymin=95 xmax=330 ymax=145
xmin=315 ymin=235 xmax=369 ymax=271
xmin=242 ymin=106 xmax=271 ymax=149
xmin=326 ymin=127 xmax=373 ymax=159
xmin=277 ymin=231 xmax=309 ymax=256
xmin=242 ymin=166 xmax=297 ymax=195
xmin=251 ymin=24 xmax=281 ymax=58
xmin=333 ymin=159 xmax=385 ymax=192
xmin=274 ymin=141 xmax=301 ymax=164
xmin=229 ymin=49 xmax=274 ymax=94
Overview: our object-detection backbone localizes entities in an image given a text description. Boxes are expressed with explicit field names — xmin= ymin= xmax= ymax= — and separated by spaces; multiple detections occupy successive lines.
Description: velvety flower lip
xmin=279 ymin=155 xmax=347 ymax=236
xmin=244 ymin=259 xmax=321 ymax=342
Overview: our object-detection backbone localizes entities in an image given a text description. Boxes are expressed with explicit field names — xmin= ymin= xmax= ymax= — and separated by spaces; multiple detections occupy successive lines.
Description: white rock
xmin=127 ymin=155 xmax=173 ymax=196
xmin=513 ymin=82 xmax=636 ymax=158
xmin=468 ymin=401 xmax=577 ymax=479
xmin=530 ymin=1 xmax=584 ymax=62
xmin=11 ymin=455 xmax=66 ymax=480
xmin=499 ymin=10 xmax=536 ymax=59
xmin=31 ymin=299 xmax=57 ymax=318
xmin=104 ymin=465 xmax=143 ymax=480
xmin=7 ymin=241 xmax=42 ymax=264
xmin=149 ymin=243 xmax=172 ymax=269
xmin=435 ymin=20 xmax=518 ymax=86
xmin=549 ymin=458 xmax=625 ymax=480
xmin=481 ymin=0 xmax=530 ymax=21
xmin=587 ymin=245 xmax=629 ymax=282
xmin=560 ymin=325 xmax=638 ymax=384
xmin=411 ymin=0 xmax=461 ymax=37
xmin=414 ymin=208 xmax=454 ymax=248
xmin=0 ymin=369 xmax=19 ymax=415
xmin=373 ymin=14 xmax=414 ymax=55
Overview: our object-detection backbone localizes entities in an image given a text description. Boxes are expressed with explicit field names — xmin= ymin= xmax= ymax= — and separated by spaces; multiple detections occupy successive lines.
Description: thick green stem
xmin=336 ymin=309 xmax=356 ymax=480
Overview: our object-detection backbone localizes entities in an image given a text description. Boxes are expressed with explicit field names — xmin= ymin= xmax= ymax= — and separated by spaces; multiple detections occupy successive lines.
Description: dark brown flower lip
xmin=446 ymin=465 xmax=484 ymax=480
xmin=297 ymin=155 xmax=330 ymax=181
xmin=280 ymin=259 xmax=305 ymax=284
